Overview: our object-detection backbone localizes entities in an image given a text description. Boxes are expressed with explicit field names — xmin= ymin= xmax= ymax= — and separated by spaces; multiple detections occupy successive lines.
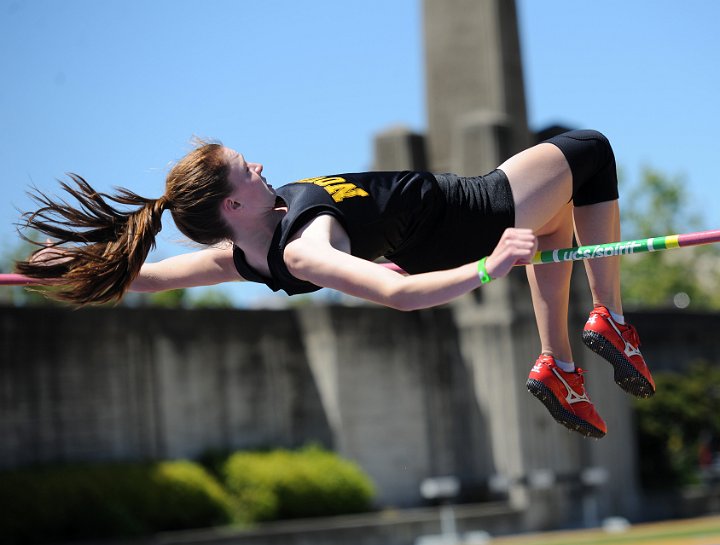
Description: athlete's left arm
xmin=283 ymin=215 xmax=535 ymax=311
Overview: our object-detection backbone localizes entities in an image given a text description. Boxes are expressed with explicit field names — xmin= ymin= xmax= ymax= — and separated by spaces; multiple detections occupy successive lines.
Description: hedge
xmin=0 ymin=446 xmax=377 ymax=544
xmin=222 ymin=445 xmax=376 ymax=521
xmin=0 ymin=460 xmax=238 ymax=544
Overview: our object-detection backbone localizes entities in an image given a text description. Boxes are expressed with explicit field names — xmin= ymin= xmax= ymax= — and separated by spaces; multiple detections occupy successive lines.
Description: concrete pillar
xmin=373 ymin=125 xmax=427 ymax=171
xmin=450 ymin=110 xmax=513 ymax=176
xmin=297 ymin=305 xmax=496 ymax=508
xmin=423 ymin=0 xmax=531 ymax=173
xmin=450 ymin=265 xmax=641 ymax=520
xmin=297 ymin=306 xmax=434 ymax=507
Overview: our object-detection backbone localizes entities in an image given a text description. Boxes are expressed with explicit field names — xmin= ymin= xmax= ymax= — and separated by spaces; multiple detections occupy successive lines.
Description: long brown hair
xmin=15 ymin=143 xmax=232 ymax=305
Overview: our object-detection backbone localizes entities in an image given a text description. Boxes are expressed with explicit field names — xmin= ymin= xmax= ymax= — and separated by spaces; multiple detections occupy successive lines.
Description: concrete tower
xmin=374 ymin=0 xmax=532 ymax=175
xmin=372 ymin=0 xmax=641 ymax=523
xmin=423 ymin=0 xmax=532 ymax=175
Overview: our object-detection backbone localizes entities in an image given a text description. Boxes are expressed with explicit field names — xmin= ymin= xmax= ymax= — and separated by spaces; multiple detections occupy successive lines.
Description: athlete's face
xmin=223 ymin=147 xmax=276 ymax=211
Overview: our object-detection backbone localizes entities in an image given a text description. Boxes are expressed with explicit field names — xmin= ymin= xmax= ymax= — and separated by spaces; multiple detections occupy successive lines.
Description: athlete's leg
xmin=576 ymin=204 xmax=655 ymax=399
xmin=544 ymin=130 xmax=623 ymax=314
xmin=499 ymin=143 xmax=609 ymax=437
xmin=497 ymin=143 xmax=573 ymax=232
xmin=526 ymin=203 xmax=574 ymax=362
xmin=498 ymin=142 xmax=576 ymax=361
xmin=498 ymin=132 xmax=623 ymax=316
xmin=573 ymin=201 xmax=622 ymax=313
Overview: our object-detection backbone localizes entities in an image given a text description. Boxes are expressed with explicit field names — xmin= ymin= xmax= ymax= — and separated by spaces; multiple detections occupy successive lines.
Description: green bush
xmin=0 ymin=460 xmax=239 ymax=545
xmin=0 ymin=446 xmax=376 ymax=543
xmin=222 ymin=445 xmax=375 ymax=521
xmin=634 ymin=362 xmax=720 ymax=488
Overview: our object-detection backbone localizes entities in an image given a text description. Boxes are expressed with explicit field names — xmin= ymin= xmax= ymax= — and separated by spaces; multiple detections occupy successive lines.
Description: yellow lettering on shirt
xmin=295 ymin=176 xmax=369 ymax=202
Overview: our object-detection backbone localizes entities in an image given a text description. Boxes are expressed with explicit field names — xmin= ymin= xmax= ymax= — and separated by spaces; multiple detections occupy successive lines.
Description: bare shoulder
xmin=197 ymin=244 xmax=238 ymax=274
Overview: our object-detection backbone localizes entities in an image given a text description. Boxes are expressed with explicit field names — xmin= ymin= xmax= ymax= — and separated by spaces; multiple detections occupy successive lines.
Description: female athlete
xmin=17 ymin=129 xmax=656 ymax=438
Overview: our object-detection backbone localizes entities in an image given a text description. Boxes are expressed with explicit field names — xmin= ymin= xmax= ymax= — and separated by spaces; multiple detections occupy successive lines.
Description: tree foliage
xmin=620 ymin=168 xmax=720 ymax=310
xmin=143 ymin=288 xmax=234 ymax=309
xmin=634 ymin=362 xmax=720 ymax=488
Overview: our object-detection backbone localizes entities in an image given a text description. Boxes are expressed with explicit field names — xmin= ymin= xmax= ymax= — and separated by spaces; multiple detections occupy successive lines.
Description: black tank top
xmin=232 ymin=170 xmax=515 ymax=295
xmin=232 ymin=171 xmax=441 ymax=295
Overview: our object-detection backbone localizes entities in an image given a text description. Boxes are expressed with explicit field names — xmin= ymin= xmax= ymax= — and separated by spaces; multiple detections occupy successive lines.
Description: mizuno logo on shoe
xmin=552 ymin=368 xmax=591 ymax=405
xmin=531 ymin=363 xmax=543 ymax=374
xmin=624 ymin=341 xmax=642 ymax=358
xmin=606 ymin=316 xmax=643 ymax=358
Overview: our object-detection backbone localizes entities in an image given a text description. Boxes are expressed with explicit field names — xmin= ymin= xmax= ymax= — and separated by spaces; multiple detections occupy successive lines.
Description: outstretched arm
xmin=284 ymin=216 xmax=536 ymax=311
xmin=28 ymin=243 xmax=242 ymax=293
xmin=130 ymin=246 xmax=241 ymax=292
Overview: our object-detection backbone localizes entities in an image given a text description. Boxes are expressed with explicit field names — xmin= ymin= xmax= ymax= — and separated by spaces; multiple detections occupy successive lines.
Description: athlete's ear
xmin=223 ymin=198 xmax=242 ymax=212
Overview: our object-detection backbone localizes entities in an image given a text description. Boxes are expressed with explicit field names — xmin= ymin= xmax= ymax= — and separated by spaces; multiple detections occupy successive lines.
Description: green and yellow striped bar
xmin=4 ymin=230 xmax=720 ymax=285
xmin=531 ymin=229 xmax=720 ymax=265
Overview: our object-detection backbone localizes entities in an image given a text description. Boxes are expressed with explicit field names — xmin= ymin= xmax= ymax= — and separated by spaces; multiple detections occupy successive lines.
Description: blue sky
xmin=1 ymin=0 xmax=718 ymax=306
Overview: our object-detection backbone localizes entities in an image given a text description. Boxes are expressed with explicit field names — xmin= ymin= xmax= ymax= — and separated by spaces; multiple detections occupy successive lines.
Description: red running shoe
xmin=526 ymin=355 xmax=607 ymax=438
xmin=582 ymin=305 xmax=655 ymax=398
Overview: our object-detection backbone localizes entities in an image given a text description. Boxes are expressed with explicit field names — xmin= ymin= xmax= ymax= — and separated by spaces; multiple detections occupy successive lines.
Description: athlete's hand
xmin=484 ymin=228 xmax=537 ymax=279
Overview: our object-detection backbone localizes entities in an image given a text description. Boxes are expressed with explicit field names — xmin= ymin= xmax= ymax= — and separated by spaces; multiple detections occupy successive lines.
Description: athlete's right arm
xmin=130 ymin=246 xmax=242 ymax=292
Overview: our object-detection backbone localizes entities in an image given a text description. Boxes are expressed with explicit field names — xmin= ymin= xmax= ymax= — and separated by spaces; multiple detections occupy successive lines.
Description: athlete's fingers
xmin=485 ymin=228 xmax=538 ymax=279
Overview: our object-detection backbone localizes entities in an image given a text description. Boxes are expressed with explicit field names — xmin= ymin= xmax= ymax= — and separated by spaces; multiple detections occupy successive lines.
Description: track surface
xmin=489 ymin=515 xmax=720 ymax=545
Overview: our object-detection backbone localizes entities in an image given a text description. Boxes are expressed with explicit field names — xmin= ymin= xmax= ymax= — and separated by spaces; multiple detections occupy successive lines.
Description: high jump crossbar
xmin=381 ymin=228 xmax=720 ymax=274
xmin=1 ymin=229 xmax=719 ymax=285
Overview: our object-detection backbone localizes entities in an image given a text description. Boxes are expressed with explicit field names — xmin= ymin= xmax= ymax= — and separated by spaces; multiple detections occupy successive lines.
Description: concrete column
xmin=298 ymin=306 xmax=434 ymax=507
xmin=373 ymin=126 xmax=427 ymax=171
xmin=450 ymin=110 xmax=513 ymax=176
xmin=423 ymin=0 xmax=531 ymax=173
xmin=450 ymin=265 xmax=641 ymax=519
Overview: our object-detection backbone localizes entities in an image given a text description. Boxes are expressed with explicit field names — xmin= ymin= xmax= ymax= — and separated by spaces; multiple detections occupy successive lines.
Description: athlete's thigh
xmin=498 ymin=143 xmax=573 ymax=231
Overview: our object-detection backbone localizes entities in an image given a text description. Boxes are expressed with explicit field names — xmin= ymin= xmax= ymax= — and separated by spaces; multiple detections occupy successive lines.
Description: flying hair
xmin=16 ymin=174 xmax=168 ymax=305
xmin=15 ymin=141 xmax=234 ymax=305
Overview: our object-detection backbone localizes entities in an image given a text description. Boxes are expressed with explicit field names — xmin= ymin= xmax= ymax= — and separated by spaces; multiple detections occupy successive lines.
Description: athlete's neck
xmin=232 ymin=207 xmax=286 ymax=274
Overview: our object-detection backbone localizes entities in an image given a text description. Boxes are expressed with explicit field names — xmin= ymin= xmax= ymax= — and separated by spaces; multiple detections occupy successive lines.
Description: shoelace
xmin=560 ymin=367 xmax=586 ymax=387
xmin=621 ymin=324 xmax=641 ymax=347
xmin=596 ymin=307 xmax=642 ymax=348
xmin=565 ymin=368 xmax=591 ymax=400
xmin=570 ymin=368 xmax=587 ymax=387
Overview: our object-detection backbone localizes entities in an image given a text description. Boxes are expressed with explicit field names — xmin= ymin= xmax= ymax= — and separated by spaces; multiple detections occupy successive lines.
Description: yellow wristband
xmin=477 ymin=257 xmax=493 ymax=284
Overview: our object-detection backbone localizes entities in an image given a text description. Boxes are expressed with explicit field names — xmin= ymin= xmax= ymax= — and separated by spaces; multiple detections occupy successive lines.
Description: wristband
xmin=477 ymin=257 xmax=493 ymax=284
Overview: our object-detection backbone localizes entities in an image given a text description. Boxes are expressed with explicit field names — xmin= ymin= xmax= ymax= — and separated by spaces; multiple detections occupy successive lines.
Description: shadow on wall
xmin=0 ymin=306 xmax=333 ymax=469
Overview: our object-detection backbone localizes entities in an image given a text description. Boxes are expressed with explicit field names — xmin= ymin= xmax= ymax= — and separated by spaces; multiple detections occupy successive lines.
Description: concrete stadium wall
xmin=0 ymin=306 xmax=332 ymax=467
xmin=1 ymin=303 xmax=493 ymax=508
xmin=0 ymin=302 xmax=501 ymax=509
xmin=1 ymin=283 xmax=717 ymax=522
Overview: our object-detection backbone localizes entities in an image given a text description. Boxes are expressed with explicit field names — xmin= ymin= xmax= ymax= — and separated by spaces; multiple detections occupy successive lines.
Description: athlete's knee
xmin=543 ymin=129 xmax=618 ymax=206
